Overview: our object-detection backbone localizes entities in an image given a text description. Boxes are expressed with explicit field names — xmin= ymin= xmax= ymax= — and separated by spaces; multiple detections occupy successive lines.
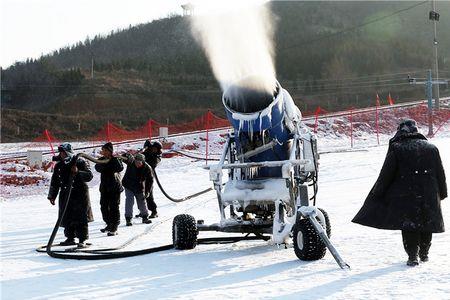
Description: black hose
xmin=309 ymin=138 xmax=319 ymax=206
xmin=42 ymin=152 xmax=227 ymax=260
xmin=170 ymin=150 xmax=220 ymax=161
xmin=81 ymin=152 xmax=214 ymax=203
xmin=37 ymin=235 xmax=270 ymax=260
xmin=150 ymin=166 xmax=213 ymax=203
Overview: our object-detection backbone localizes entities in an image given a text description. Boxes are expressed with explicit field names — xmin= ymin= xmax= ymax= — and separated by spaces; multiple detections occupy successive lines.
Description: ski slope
xmin=1 ymin=132 xmax=450 ymax=300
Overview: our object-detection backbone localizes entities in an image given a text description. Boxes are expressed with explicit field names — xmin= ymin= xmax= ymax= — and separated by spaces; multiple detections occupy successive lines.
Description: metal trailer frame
xmin=200 ymin=123 xmax=350 ymax=269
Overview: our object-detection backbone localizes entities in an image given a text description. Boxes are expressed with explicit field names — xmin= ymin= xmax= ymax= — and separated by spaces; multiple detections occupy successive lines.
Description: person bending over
xmin=140 ymin=140 xmax=162 ymax=218
xmin=122 ymin=153 xmax=152 ymax=226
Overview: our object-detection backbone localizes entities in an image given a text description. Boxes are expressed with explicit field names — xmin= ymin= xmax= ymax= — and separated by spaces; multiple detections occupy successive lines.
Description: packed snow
xmin=1 ymin=126 xmax=450 ymax=299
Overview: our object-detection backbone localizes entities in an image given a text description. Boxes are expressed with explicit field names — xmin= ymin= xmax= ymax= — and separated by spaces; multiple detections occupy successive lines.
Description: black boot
xmin=77 ymin=241 xmax=89 ymax=248
xmin=126 ymin=217 xmax=133 ymax=226
xmin=59 ymin=238 xmax=76 ymax=246
xmin=107 ymin=225 xmax=118 ymax=236
xmin=100 ymin=225 xmax=110 ymax=233
xmin=149 ymin=210 xmax=158 ymax=219
xmin=142 ymin=216 xmax=152 ymax=224
xmin=419 ymin=243 xmax=431 ymax=262
xmin=402 ymin=231 xmax=419 ymax=267
xmin=407 ymin=255 xmax=419 ymax=266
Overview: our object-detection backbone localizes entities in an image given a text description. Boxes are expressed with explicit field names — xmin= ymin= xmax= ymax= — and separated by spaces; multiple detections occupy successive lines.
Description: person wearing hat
xmin=94 ymin=142 xmax=124 ymax=236
xmin=47 ymin=143 xmax=94 ymax=248
xmin=139 ymin=140 xmax=162 ymax=218
xmin=352 ymin=119 xmax=447 ymax=266
xmin=122 ymin=152 xmax=153 ymax=225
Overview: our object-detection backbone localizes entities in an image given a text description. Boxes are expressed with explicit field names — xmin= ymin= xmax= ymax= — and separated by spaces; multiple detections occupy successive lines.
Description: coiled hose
xmin=39 ymin=152 xmax=267 ymax=260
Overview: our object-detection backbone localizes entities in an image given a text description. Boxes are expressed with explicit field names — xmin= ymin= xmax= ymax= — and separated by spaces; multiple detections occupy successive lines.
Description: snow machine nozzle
xmin=222 ymin=77 xmax=293 ymax=177
xmin=223 ymin=77 xmax=282 ymax=134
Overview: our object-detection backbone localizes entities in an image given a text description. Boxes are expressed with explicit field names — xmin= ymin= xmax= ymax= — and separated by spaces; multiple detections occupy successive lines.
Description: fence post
xmin=106 ymin=121 xmax=111 ymax=142
xmin=205 ymin=110 xmax=211 ymax=165
xmin=44 ymin=129 xmax=56 ymax=157
xmin=148 ymin=120 xmax=153 ymax=141
xmin=314 ymin=107 xmax=321 ymax=134
xmin=350 ymin=108 xmax=354 ymax=148
xmin=375 ymin=103 xmax=380 ymax=145
xmin=426 ymin=69 xmax=434 ymax=137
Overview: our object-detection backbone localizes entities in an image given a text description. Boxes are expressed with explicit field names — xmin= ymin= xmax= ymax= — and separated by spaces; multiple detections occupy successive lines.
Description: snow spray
xmin=190 ymin=2 xmax=302 ymax=178
xmin=190 ymin=1 xmax=276 ymax=97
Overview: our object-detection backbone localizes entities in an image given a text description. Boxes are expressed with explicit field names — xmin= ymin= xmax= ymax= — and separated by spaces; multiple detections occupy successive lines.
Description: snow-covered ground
xmin=1 ymin=130 xmax=449 ymax=299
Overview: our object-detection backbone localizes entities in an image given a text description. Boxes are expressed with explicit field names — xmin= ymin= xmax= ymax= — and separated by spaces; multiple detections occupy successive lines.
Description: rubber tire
xmin=318 ymin=208 xmax=331 ymax=238
xmin=293 ymin=218 xmax=327 ymax=261
xmin=172 ymin=214 xmax=198 ymax=250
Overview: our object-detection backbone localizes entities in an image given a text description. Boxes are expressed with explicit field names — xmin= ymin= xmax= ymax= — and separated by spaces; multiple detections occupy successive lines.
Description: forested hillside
xmin=2 ymin=1 xmax=449 ymax=142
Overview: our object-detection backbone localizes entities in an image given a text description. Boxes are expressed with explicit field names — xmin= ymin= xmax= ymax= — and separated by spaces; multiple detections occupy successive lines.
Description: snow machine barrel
xmin=222 ymin=77 xmax=301 ymax=177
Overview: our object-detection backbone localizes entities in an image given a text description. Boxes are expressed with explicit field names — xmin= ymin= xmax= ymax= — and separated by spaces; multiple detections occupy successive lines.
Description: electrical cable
xmin=278 ymin=1 xmax=429 ymax=52
xmin=283 ymin=77 xmax=417 ymax=90
xmin=283 ymin=70 xmax=426 ymax=85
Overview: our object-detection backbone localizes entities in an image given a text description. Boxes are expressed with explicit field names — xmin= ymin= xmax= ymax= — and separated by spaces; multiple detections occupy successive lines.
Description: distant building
xmin=181 ymin=3 xmax=194 ymax=16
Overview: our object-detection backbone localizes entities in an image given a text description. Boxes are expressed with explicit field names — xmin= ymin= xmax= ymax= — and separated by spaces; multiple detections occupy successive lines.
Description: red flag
xmin=387 ymin=93 xmax=394 ymax=105
xmin=376 ymin=93 xmax=381 ymax=107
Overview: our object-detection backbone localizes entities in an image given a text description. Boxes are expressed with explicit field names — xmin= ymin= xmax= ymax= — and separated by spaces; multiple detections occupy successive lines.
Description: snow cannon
xmin=222 ymin=79 xmax=296 ymax=177
xmin=171 ymin=77 xmax=350 ymax=269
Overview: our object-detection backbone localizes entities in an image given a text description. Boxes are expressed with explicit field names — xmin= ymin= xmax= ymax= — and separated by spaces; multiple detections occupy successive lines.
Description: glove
xmin=52 ymin=155 xmax=62 ymax=162
xmin=71 ymin=165 xmax=78 ymax=174
xmin=48 ymin=198 xmax=56 ymax=205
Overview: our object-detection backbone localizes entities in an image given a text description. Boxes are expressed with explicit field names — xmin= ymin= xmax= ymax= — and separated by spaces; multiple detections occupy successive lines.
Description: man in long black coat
xmin=94 ymin=142 xmax=124 ymax=236
xmin=48 ymin=143 xmax=94 ymax=248
xmin=352 ymin=119 xmax=447 ymax=266
xmin=142 ymin=140 xmax=162 ymax=218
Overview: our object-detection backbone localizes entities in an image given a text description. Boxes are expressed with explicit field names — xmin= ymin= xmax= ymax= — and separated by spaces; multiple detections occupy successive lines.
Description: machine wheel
xmin=293 ymin=218 xmax=326 ymax=261
xmin=318 ymin=208 xmax=331 ymax=238
xmin=172 ymin=214 xmax=198 ymax=250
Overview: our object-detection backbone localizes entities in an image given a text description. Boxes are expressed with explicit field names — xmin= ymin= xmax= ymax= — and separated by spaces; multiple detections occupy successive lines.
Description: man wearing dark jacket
xmin=94 ymin=142 xmax=124 ymax=236
xmin=142 ymin=140 xmax=162 ymax=218
xmin=48 ymin=143 xmax=94 ymax=248
xmin=122 ymin=153 xmax=152 ymax=225
xmin=352 ymin=119 xmax=447 ymax=266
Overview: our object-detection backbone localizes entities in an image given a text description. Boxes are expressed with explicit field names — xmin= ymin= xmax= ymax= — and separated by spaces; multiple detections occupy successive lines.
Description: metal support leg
xmin=299 ymin=206 xmax=350 ymax=269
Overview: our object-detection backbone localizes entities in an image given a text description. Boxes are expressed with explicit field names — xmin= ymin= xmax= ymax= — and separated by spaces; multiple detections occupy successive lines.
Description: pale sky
xmin=0 ymin=0 xmax=268 ymax=69
xmin=0 ymin=0 xmax=185 ymax=68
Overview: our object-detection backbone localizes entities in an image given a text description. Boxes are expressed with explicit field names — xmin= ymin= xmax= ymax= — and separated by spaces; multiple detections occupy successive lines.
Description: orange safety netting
xmin=307 ymin=103 xmax=450 ymax=148
xmin=25 ymin=105 xmax=449 ymax=151
xmin=95 ymin=121 xmax=141 ymax=142
xmin=26 ymin=129 xmax=60 ymax=155
xmin=93 ymin=110 xmax=230 ymax=142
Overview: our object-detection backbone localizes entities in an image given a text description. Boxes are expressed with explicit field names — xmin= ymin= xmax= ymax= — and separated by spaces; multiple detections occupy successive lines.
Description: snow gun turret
xmin=222 ymin=77 xmax=316 ymax=178
xmin=171 ymin=77 xmax=350 ymax=269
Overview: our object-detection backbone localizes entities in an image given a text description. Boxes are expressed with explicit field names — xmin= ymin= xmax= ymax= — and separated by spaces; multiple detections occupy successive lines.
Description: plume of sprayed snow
xmin=190 ymin=2 xmax=276 ymax=96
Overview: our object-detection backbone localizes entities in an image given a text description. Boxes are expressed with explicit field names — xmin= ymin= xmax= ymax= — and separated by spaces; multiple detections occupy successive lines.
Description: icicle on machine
xmin=172 ymin=78 xmax=350 ymax=269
